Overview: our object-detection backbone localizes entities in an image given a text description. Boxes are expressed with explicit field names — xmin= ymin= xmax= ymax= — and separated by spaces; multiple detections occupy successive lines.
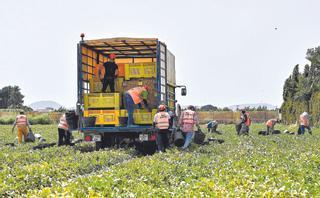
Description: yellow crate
xmin=84 ymin=110 xmax=120 ymax=125
xmin=84 ymin=93 xmax=120 ymax=109
xmin=120 ymin=109 xmax=128 ymax=117
xmin=124 ymin=62 xmax=156 ymax=80
xmin=89 ymin=78 xmax=124 ymax=93
xmin=118 ymin=109 xmax=158 ymax=124
xmin=134 ymin=109 xmax=158 ymax=124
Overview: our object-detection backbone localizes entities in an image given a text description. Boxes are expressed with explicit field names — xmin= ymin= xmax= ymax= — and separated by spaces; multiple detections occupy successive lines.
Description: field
xmin=0 ymin=124 xmax=320 ymax=197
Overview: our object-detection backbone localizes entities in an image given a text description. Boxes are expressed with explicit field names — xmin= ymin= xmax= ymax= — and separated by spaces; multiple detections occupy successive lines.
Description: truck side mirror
xmin=181 ymin=88 xmax=187 ymax=96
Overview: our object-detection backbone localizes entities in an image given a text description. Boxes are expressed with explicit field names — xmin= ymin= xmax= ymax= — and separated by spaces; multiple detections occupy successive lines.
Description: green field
xmin=0 ymin=124 xmax=320 ymax=197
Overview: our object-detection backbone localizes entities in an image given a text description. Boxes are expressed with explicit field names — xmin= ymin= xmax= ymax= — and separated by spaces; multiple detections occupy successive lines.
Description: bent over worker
xmin=153 ymin=104 xmax=171 ymax=152
xmin=125 ymin=86 xmax=150 ymax=126
xmin=12 ymin=111 xmax=31 ymax=144
xmin=266 ymin=118 xmax=279 ymax=135
xmin=238 ymin=110 xmax=251 ymax=135
xmin=58 ymin=114 xmax=71 ymax=146
xmin=102 ymin=53 xmax=118 ymax=93
xmin=298 ymin=112 xmax=312 ymax=135
xmin=207 ymin=120 xmax=218 ymax=133
xmin=179 ymin=105 xmax=200 ymax=149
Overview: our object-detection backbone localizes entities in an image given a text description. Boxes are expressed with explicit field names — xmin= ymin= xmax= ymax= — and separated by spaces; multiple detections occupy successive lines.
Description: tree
xmin=283 ymin=76 xmax=292 ymax=101
xmin=303 ymin=64 xmax=310 ymax=78
xmin=281 ymin=46 xmax=320 ymax=124
xmin=256 ymin=106 xmax=268 ymax=111
xmin=221 ymin=107 xmax=232 ymax=111
xmin=200 ymin=104 xmax=218 ymax=111
xmin=0 ymin=86 xmax=24 ymax=109
xmin=291 ymin=64 xmax=300 ymax=96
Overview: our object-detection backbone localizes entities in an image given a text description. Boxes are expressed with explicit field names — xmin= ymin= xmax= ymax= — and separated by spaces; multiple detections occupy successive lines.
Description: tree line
xmin=198 ymin=104 xmax=269 ymax=112
xmin=281 ymin=46 xmax=320 ymax=124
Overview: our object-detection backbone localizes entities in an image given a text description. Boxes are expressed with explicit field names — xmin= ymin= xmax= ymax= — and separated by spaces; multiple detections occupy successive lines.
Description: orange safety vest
xmin=16 ymin=115 xmax=27 ymax=127
xmin=182 ymin=110 xmax=195 ymax=125
xmin=266 ymin=119 xmax=276 ymax=127
xmin=154 ymin=112 xmax=170 ymax=130
xmin=299 ymin=114 xmax=309 ymax=126
xmin=58 ymin=116 xmax=69 ymax=130
xmin=127 ymin=87 xmax=147 ymax=104
xmin=244 ymin=112 xmax=251 ymax=126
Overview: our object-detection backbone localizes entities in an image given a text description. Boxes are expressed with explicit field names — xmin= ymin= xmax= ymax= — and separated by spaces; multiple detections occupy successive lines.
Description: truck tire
xmin=135 ymin=141 xmax=157 ymax=155
xmin=95 ymin=141 xmax=104 ymax=150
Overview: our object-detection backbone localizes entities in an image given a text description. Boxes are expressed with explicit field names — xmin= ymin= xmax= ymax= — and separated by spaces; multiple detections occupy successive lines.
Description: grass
xmin=0 ymin=124 xmax=319 ymax=197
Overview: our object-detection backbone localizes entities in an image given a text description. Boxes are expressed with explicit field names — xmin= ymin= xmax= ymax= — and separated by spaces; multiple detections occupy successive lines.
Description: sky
xmin=0 ymin=0 xmax=319 ymax=108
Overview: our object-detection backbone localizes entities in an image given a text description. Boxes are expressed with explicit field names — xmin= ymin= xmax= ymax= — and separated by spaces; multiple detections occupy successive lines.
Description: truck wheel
xmin=141 ymin=141 xmax=157 ymax=155
xmin=95 ymin=141 xmax=104 ymax=151
xmin=102 ymin=134 xmax=115 ymax=147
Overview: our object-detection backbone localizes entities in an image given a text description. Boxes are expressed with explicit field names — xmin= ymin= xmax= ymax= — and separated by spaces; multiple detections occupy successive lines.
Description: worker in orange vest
xmin=58 ymin=114 xmax=71 ymax=146
xmin=125 ymin=86 xmax=150 ymax=126
xmin=179 ymin=105 xmax=200 ymax=149
xmin=12 ymin=111 xmax=31 ymax=144
xmin=298 ymin=112 xmax=312 ymax=135
xmin=102 ymin=53 xmax=118 ymax=93
xmin=153 ymin=104 xmax=171 ymax=152
xmin=266 ymin=118 xmax=279 ymax=135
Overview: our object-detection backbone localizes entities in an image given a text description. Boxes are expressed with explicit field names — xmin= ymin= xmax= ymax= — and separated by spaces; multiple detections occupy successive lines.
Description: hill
xmin=29 ymin=100 xmax=62 ymax=110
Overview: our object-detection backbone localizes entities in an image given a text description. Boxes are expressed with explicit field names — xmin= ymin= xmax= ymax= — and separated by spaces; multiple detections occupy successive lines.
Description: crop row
xmin=29 ymin=124 xmax=320 ymax=197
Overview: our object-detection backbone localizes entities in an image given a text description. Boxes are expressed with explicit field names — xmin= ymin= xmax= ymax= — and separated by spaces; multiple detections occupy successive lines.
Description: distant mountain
xmin=227 ymin=103 xmax=277 ymax=111
xmin=29 ymin=101 xmax=62 ymax=110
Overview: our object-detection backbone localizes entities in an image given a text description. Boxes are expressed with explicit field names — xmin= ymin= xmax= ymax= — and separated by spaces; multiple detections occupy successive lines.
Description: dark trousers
xmin=267 ymin=126 xmax=274 ymax=135
xmin=156 ymin=129 xmax=169 ymax=152
xmin=102 ymin=77 xmax=115 ymax=93
xmin=125 ymin=93 xmax=135 ymax=125
xmin=58 ymin=128 xmax=70 ymax=146
xmin=298 ymin=125 xmax=312 ymax=135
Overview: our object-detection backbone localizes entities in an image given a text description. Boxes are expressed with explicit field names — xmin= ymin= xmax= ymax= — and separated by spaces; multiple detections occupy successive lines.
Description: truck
xmin=76 ymin=34 xmax=186 ymax=154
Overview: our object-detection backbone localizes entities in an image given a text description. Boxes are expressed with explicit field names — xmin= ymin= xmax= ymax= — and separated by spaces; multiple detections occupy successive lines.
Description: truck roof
xmin=82 ymin=37 xmax=159 ymax=58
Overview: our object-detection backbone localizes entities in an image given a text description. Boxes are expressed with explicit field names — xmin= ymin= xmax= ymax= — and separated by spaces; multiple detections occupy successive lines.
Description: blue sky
xmin=0 ymin=0 xmax=319 ymax=108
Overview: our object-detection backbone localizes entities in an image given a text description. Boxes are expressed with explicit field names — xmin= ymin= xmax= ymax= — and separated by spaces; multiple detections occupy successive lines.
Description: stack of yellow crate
xmin=83 ymin=93 xmax=121 ymax=126
xmin=123 ymin=62 xmax=158 ymax=124
xmin=85 ymin=61 xmax=158 ymax=126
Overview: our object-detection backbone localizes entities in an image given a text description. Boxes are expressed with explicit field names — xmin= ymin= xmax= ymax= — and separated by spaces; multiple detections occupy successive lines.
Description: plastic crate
xmin=89 ymin=78 xmax=124 ymax=93
xmin=124 ymin=62 xmax=156 ymax=80
xmin=117 ymin=63 xmax=125 ymax=77
xmin=84 ymin=93 xmax=120 ymax=109
xmin=118 ymin=109 xmax=157 ymax=124
xmin=84 ymin=110 xmax=120 ymax=125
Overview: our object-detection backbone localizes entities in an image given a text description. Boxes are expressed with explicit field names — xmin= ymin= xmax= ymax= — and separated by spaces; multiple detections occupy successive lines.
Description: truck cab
xmin=77 ymin=36 xmax=185 ymax=153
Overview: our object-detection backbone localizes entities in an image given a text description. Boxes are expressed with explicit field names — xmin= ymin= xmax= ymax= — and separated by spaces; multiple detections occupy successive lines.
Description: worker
xmin=125 ymin=86 xmax=150 ymax=126
xmin=102 ymin=53 xmax=118 ymax=93
xmin=298 ymin=112 xmax=312 ymax=135
xmin=58 ymin=114 xmax=71 ymax=146
xmin=238 ymin=110 xmax=251 ymax=135
xmin=266 ymin=118 xmax=280 ymax=135
xmin=207 ymin=120 xmax=218 ymax=133
xmin=179 ymin=105 xmax=200 ymax=149
xmin=12 ymin=111 xmax=31 ymax=144
xmin=153 ymin=104 xmax=171 ymax=152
